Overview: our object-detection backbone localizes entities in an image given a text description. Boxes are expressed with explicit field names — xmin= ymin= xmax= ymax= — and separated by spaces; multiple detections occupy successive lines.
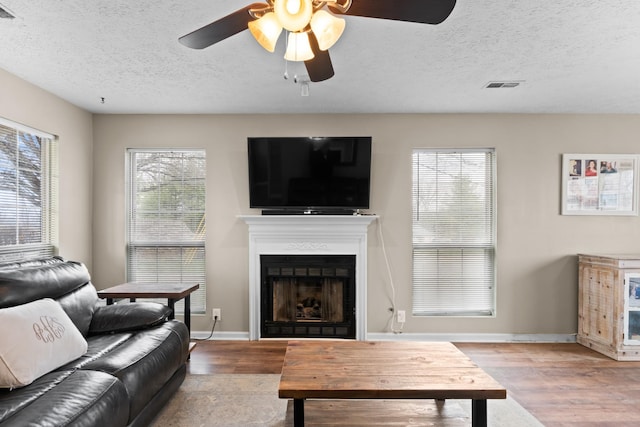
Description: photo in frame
xmin=562 ymin=154 xmax=639 ymax=215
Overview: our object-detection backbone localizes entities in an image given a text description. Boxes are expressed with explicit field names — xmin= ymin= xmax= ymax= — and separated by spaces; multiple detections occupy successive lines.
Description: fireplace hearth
xmin=261 ymin=255 xmax=355 ymax=339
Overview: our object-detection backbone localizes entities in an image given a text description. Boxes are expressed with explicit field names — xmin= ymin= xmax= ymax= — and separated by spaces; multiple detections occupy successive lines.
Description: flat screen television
xmin=248 ymin=136 xmax=372 ymax=214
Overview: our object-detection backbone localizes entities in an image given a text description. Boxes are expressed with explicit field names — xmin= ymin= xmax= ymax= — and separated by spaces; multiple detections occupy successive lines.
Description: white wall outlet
xmin=212 ymin=308 xmax=221 ymax=321
xmin=396 ymin=310 xmax=406 ymax=323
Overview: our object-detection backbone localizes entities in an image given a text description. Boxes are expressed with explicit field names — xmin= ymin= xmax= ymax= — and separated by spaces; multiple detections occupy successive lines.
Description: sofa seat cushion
xmin=77 ymin=321 xmax=189 ymax=420
xmin=0 ymin=299 xmax=88 ymax=389
xmin=57 ymin=333 xmax=135 ymax=371
xmin=0 ymin=370 xmax=129 ymax=427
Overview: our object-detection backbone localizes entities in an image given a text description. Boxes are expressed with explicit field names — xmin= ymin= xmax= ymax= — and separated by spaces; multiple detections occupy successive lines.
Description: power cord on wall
xmin=377 ymin=217 xmax=404 ymax=334
xmin=193 ymin=315 xmax=218 ymax=341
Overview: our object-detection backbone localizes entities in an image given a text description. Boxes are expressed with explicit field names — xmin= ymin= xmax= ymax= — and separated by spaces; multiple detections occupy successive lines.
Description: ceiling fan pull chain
xmin=283 ymin=30 xmax=290 ymax=79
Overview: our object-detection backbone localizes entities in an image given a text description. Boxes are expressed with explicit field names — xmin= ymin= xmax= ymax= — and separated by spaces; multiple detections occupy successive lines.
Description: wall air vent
xmin=0 ymin=3 xmax=15 ymax=19
xmin=485 ymin=81 xmax=522 ymax=89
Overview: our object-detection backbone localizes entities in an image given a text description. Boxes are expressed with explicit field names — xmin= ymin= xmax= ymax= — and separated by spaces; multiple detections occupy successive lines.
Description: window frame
xmin=0 ymin=117 xmax=58 ymax=262
xmin=125 ymin=148 xmax=206 ymax=314
xmin=411 ymin=148 xmax=497 ymax=317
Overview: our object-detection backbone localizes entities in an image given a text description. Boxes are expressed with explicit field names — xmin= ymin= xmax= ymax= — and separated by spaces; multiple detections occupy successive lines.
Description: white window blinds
xmin=412 ymin=149 xmax=496 ymax=316
xmin=127 ymin=149 xmax=206 ymax=313
xmin=0 ymin=118 xmax=57 ymax=262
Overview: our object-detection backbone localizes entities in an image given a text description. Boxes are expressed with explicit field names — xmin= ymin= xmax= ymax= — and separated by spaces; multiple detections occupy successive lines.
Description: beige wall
xmin=5 ymin=67 xmax=639 ymax=337
xmin=92 ymin=113 xmax=640 ymax=337
xmin=0 ymin=68 xmax=93 ymax=268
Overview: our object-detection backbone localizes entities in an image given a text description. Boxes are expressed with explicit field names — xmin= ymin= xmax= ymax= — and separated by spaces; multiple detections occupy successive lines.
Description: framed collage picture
xmin=562 ymin=154 xmax=639 ymax=215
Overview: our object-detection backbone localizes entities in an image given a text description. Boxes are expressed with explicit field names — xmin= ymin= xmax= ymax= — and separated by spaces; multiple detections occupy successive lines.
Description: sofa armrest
xmin=89 ymin=302 xmax=172 ymax=335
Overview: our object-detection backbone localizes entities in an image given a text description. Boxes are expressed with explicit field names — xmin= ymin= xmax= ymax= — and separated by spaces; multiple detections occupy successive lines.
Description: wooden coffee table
xmin=278 ymin=340 xmax=506 ymax=427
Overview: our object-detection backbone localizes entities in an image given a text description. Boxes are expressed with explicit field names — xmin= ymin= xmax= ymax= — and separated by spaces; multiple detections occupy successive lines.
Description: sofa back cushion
xmin=57 ymin=284 xmax=99 ymax=336
xmin=0 ymin=256 xmax=64 ymax=271
xmin=0 ymin=257 xmax=97 ymax=335
xmin=0 ymin=298 xmax=88 ymax=389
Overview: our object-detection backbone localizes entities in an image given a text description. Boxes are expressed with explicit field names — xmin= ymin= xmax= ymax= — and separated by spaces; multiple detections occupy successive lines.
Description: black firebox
xmin=260 ymin=254 xmax=356 ymax=339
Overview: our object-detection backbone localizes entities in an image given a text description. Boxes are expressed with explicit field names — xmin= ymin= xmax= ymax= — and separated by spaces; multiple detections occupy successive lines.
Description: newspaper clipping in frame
xmin=563 ymin=154 xmax=638 ymax=215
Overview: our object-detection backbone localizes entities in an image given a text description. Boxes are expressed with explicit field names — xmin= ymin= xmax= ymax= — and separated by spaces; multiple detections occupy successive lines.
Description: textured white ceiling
xmin=1 ymin=0 xmax=639 ymax=114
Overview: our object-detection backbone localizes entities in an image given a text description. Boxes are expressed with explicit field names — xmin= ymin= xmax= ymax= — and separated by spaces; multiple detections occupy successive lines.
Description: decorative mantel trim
xmin=239 ymin=215 xmax=377 ymax=340
xmin=285 ymin=242 xmax=330 ymax=251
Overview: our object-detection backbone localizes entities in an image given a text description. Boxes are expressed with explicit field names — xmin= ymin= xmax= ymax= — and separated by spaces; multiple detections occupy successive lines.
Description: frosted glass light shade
xmin=248 ymin=12 xmax=283 ymax=52
xmin=274 ymin=0 xmax=313 ymax=32
xmin=284 ymin=32 xmax=315 ymax=61
xmin=310 ymin=10 xmax=345 ymax=51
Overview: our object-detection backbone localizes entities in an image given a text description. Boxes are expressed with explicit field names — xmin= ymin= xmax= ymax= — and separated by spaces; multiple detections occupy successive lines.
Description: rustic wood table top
xmin=97 ymin=282 xmax=199 ymax=299
xmin=279 ymin=340 xmax=507 ymax=400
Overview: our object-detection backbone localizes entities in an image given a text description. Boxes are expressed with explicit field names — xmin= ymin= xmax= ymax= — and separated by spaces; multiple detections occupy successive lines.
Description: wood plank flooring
xmin=188 ymin=340 xmax=640 ymax=427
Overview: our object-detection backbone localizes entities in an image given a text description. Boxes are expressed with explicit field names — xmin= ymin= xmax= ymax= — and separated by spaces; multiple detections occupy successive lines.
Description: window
xmin=127 ymin=149 xmax=206 ymax=313
xmin=0 ymin=118 xmax=57 ymax=261
xmin=412 ymin=149 xmax=496 ymax=316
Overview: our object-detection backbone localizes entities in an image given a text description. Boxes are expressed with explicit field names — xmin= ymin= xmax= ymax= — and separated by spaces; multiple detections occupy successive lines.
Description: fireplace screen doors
xmin=261 ymin=255 xmax=355 ymax=339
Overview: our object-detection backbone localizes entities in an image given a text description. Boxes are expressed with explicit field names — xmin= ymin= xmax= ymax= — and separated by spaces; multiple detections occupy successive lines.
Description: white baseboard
xmin=191 ymin=331 xmax=250 ymax=341
xmin=191 ymin=330 xmax=577 ymax=343
xmin=366 ymin=332 xmax=577 ymax=342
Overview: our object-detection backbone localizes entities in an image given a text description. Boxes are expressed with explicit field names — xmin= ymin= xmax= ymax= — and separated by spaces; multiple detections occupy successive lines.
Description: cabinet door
xmin=582 ymin=265 xmax=614 ymax=343
xmin=624 ymin=274 xmax=640 ymax=345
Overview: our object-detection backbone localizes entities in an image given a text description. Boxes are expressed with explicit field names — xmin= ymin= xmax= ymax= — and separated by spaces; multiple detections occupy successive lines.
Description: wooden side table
xmin=97 ymin=282 xmax=199 ymax=334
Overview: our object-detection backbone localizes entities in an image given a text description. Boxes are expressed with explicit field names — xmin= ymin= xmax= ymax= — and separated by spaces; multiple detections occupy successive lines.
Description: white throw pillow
xmin=0 ymin=298 xmax=88 ymax=389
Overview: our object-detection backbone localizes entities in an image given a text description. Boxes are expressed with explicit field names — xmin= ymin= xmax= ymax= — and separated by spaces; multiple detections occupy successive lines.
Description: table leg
xmin=129 ymin=297 xmax=137 ymax=303
xmin=168 ymin=299 xmax=175 ymax=320
xmin=184 ymin=294 xmax=191 ymax=334
xmin=106 ymin=298 xmax=114 ymax=305
xmin=471 ymin=399 xmax=487 ymax=427
xmin=293 ymin=399 xmax=305 ymax=427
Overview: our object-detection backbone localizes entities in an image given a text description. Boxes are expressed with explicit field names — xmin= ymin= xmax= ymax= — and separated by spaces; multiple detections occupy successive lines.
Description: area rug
xmin=150 ymin=374 xmax=543 ymax=427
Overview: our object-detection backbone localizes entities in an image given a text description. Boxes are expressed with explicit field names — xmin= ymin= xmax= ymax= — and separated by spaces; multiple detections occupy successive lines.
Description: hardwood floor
xmin=189 ymin=340 xmax=288 ymax=375
xmin=188 ymin=340 xmax=640 ymax=427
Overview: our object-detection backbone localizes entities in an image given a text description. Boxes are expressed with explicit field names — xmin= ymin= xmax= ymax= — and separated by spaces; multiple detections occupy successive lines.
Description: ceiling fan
xmin=179 ymin=0 xmax=457 ymax=82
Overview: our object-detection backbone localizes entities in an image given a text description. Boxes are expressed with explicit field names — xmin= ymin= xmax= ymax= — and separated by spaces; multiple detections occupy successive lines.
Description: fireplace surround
xmin=240 ymin=215 xmax=377 ymax=340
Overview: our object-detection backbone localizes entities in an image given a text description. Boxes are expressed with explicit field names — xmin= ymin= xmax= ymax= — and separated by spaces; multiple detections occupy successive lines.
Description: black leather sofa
xmin=0 ymin=257 xmax=190 ymax=426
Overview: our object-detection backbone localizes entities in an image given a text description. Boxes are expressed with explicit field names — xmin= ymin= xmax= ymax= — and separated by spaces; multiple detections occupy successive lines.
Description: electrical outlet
xmin=396 ymin=310 xmax=406 ymax=323
xmin=212 ymin=308 xmax=221 ymax=321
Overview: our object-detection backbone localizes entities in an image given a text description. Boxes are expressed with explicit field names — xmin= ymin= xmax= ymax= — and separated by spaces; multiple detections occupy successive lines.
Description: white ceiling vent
xmin=485 ymin=81 xmax=523 ymax=89
xmin=0 ymin=3 xmax=15 ymax=19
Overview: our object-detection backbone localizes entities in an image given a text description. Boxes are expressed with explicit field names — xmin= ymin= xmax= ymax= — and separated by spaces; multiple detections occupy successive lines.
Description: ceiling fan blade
xmin=179 ymin=4 xmax=264 ymax=49
xmin=329 ymin=0 xmax=456 ymax=25
xmin=305 ymin=33 xmax=335 ymax=82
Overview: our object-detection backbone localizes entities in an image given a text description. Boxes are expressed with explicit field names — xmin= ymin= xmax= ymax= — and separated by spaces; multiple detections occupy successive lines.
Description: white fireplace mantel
xmin=239 ymin=214 xmax=377 ymax=340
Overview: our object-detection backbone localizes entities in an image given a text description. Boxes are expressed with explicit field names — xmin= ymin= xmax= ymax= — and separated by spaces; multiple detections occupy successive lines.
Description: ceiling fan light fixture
xmin=248 ymin=12 xmax=283 ymax=52
xmin=284 ymin=31 xmax=315 ymax=62
xmin=274 ymin=0 xmax=313 ymax=32
xmin=180 ymin=0 xmax=458 ymax=82
xmin=310 ymin=10 xmax=345 ymax=51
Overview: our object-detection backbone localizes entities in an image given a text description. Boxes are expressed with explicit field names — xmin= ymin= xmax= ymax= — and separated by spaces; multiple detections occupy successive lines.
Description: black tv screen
xmin=248 ymin=136 xmax=372 ymax=213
